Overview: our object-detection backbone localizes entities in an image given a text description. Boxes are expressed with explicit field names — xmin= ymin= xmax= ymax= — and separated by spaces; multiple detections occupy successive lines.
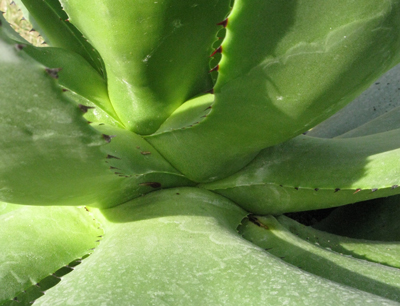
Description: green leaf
xmin=33 ymin=188 xmax=397 ymax=305
xmin=20 ymin=44 xmax=119 ymax=121
xmin=308 ymin=63 xmax=400 ymax=138
xmin=277 ymin=215 xmax=400 ymax=269
xmin=17 ymin=0 xmax=105 ymax=75
xmin=16 ymin=45 xmax=118 ymax=120
xmin=337 ymin=106 xmax=400 ymax=138
xmin=314 ymin=195 xmax=400 ymax=241
xmin=201 ymin=132 xmax=400 ymax=214
xmin=63 ymin=91 xmax=123 ymax=128
xmin=0 ymin=205 xmax=102 ymax=303
xmin=60 ymin=0 xmax=231 ymax=134
xmin=92 ymin=123 xmax=195 ymax=190
xmin=147 ymin=0 xmax=400 ymax=182
xmin=0 ymin=29 xmax=189 ymax=207
xmin=240 ymin=215 xmax=400 ymax=302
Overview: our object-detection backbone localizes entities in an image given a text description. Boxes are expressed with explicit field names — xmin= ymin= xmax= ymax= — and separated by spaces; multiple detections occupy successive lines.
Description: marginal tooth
xmin=45 ymin=68 xmax=62 ymax=79
xmin=209 ymin=65 xmax=219 ymax=73
xmin=78 ymin=104 xmax=95 ymax=113
xmin=210 ymin=46 xmax=223 ymax=57
xmin=102 ymin=134 xmax=116 ymax=143
xmin=371 ymin=188 xmax=378 ymax=193
xmin=353 ymin=188 xmax=362 ymax=194
xmin=334 ymin=188 xmax=340 ymax=193
xmin=216 ymin=18 xmax=228 ymax=27
xmin=15 ymin=44 xmax=25 ymax=51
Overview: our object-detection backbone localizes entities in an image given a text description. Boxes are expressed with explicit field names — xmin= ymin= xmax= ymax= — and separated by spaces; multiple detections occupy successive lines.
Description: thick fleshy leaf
xmin=16 ymin=0 xmax=105 ymax=75
xmin=60 ymin=0 xmax=231 ymax=134
xmin=0 ymin=29 xmax=189 ymax=207
xmin=92 ymin=123 xmax=195 ymax=190
xmin=33 ymin=188 xmax=397 ymax=305
xmin=147 ymin=0 xmax=400 ymax=182
xmin=314 ymin=195 xmax=400 ymax=241
xmin=0 ymin=204 xmax=102 ymax=304
xmin=63 ymin=91 xmax=123 ymax=128
xmin=201 ymin=132 xmax=400 ymax=214
xmin=277 ymin=215 xmax=400 ymax=269
xmin=240 ymin=215 xmax=400 ymax=302
xmin=308 ymin=63 xmax=400 ymax=138
xmin=337 ymin=106 xmax=400 ymax=138
xmin=20 ymin=44 xmax=119 ymax=121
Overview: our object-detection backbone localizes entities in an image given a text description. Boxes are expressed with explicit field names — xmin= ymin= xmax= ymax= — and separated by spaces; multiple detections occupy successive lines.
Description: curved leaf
xmin=314 ymin=195 xmax=400 ymax=241
xmin=277 ymin=215 xmax=400 ymax=269
xmin=16 ymin=0 xmax=105 ymax=75
xmin=147 ymin=0 xmax=400 ymax=182
xmin=338 ymin=105 xmax=400 ymax=138
xmin=308 ymin=63 xmax=400 ymax=138
xmin=33 ymin=188 xmax=397 ymax=305
xmin=0 ymin=28 xmax=189 ymax=207
xmin=20 ymin=44 xmax=119 ymax=121
xmin=0 ymin=204 xmax=102 ymax=304
xmin=60 ymin=0 xmax=231 ymax=134
xmin=240 ymin=215 xmax=400 ymax=302
xmin=201 ymin=132 xmax=400 ymax=214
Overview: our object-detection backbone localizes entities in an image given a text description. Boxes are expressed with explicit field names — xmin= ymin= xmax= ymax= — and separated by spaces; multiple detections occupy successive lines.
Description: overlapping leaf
xmin=277 ymin=215 xmax=400 ymax=269
xmin=0 ymin=204 xmax=102 ymax=304
xmin=202 ymin=131 xmax=400 ymax=214
xmin=15 ymin=0 xmax=104 ymax=75
xmin=147 ymin=0 xmax=400 ymax=182
xmin=314 ymin=195 xmax=400 ymax=241
xmin=240 ymin=215 xmax=400 ymax=302
xmin=0 ymin=25 xmax=190 ymax=207
xmin=31 ymin=188 xmax=398 ymax=305
xmin=308 ymin=63 xmax=400 ymax=138
xmin=60 ymin=0 xmax=231 ymax=134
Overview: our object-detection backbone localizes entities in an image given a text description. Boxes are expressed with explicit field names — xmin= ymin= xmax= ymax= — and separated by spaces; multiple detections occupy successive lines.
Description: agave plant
xmin=1 ymin=0 xmax=400 ymax=304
